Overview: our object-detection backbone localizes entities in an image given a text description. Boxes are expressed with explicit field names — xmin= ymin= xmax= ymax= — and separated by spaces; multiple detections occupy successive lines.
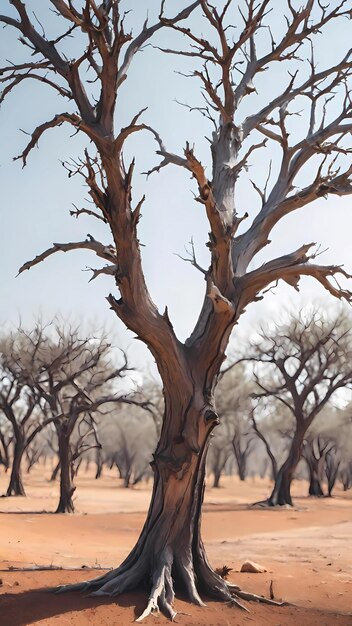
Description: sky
xmin=0 ymin=0 xmax=351 ymax=375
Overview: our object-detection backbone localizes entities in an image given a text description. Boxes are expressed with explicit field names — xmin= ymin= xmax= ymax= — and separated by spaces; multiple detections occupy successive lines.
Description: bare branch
xmin=18 ymin=236 xmax=117 ymax=275
xmin=85 ymin=264 xmax=118 ymax=282
xmin=175 ymin=238 xmax=208 ymax=275
xmin=116 ymin=1 xmax=201 ymax=88
xmin=241 ymin=243 xmax=352 ymax=304
xmin=69 ymin=205 xmax=107 ymax=223
xmin=14 ymin=113 xmax=81 ymax=166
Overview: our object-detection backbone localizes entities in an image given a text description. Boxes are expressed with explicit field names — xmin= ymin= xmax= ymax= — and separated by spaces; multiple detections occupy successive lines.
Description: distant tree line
xmin=0 ymin=309 xmax=351 ymax=512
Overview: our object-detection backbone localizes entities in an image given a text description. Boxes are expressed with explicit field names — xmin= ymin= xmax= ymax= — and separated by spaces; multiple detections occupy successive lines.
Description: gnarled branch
xmin=240 ymin=243 xmax=352 ymax=304
xmin=18 ymin=236 xmax=117 ymax=275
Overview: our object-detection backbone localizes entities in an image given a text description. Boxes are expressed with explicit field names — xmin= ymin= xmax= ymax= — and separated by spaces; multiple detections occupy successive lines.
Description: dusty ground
xmin=0 ymin=465 xmax=351 ymax=626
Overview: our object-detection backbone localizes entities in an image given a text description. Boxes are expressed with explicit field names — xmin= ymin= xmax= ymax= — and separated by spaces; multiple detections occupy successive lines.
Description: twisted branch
xmin=18 ymin=236 xmax=117 ymax=275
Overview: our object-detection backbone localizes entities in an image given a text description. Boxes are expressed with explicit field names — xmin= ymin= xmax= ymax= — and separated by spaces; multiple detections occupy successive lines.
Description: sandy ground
xmin=0 ymin=465 xmax=351 ymax=626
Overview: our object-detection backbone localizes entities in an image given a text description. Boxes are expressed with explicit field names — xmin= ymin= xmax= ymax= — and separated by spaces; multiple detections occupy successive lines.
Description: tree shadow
xmin=2 ymin=585 xmax=352 ymax=626
xmin=0 ymin=586 xmax=147 ymax=626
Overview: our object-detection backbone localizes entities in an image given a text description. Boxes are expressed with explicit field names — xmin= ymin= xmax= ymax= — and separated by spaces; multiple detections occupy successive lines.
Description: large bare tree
xmin=245 ymin=309 xmax=352 ymax=506
xmin=1 ymin=0 xmax=352 ymax=618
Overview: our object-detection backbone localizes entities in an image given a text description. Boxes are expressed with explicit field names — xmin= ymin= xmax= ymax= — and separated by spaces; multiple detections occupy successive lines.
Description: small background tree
xmin=244 ymin=308 xmax=352 ymax=506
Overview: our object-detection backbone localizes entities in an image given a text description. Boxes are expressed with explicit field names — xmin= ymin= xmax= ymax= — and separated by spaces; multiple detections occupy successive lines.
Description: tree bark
xmin=60 ymin=386 xmax=243 ymax=614
xmin=6 ymin=437 xmax=26 ymax=496
xmin=56 ymin=429 xmax=75 ymax=513
xmin=232 ymin=432 xmax=249 ymax=482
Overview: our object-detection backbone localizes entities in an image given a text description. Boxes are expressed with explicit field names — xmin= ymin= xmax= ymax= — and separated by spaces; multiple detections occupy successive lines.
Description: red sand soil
xmin=0 ymin=465 xmax=351 ymax=626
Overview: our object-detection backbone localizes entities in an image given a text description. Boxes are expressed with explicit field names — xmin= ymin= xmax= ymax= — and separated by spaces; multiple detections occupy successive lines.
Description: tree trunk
xmin=61 ymin=391 xmax=248 ymax=616
xmin=308 ymin=474 xmax=324 ymax=497
xmin=6 ymin=437 xmax=25 ymax=496
xmin=58 ymin=320 xmax=276 ymax=614
xmin=326 ymin=471 xmax=338 ymax=497
xmin=123 ymin=469 xmax=132 ymax=489
xmin=266 ymin=429 xmax=304 ymax=506
xmin=261 ymin=441 xmax=277 ymax=481
xmin=212 ymin=467 xmax=222 ymax=488
xmin=0 ymin=432 xmax=10 ymax=473
xmin=95 ymin=461 xmax=103 ymax=479
xmin=95 ymin=448 xmax=103 ymax=479
xmin=304 ymin=447 xmax=325 ymax=497
xmin=235 ymin=455 xmax=246 ymax=481
xmin=251 ymin=415 xmax=278 ymax=481
xmin=56 ymin=430 xmax=75 ymax=513
xmin=325 ymin=453 xmax=340 ymax=497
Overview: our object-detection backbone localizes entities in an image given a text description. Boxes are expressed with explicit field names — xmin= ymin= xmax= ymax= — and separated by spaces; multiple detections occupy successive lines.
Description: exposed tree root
xmin=56 ymin=542 xmax=284 ymax=621
xmin=234 ymin=588 xmax=285 ymax=605
xmin=135 ymin=549 xmax=177 ymax=622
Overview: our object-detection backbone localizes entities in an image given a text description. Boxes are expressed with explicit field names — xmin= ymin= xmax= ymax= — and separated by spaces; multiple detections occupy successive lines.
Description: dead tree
xmin=215 ymin=364 xmax=254 ymax=481
xmin=208 ymin=431 xmax=232 ymax=488
xmin=0 ymin=419 xmax=12 ymax=473
xmin=245 ymin=310 xmax=352 ymax=506
xmin=325 ymin=446 xmax=340 ymax=497
xmin=111 ymin=426 xmax=139 ymax=488
xmin=0 ymin=327 xmax=59 ymax=496
xmin=95 ymin=447 xmax=104 ymax=479
xmin=250 ymin=409 xmax=278 ymax=481
xmin=45 ymin=430 xmax=61 ymax=482
xmin=231 ymin=429 xmax=255 ymax=481
xmin=340 ymin=462 xmax=352 ymax=491
xmin=99 ymin=407 xmax=156 ymax=488
xmin=1 ymin=0 xmax=352 ymax=617
xmin=29 ymin=324 xmax=135 ymax=513
xmin=70 ymin=422 xmax=102 ymax=479
xmin=302 ymin=434 xmax=335 ymax=496
xmin=25 ymin=439 xmax=46 ymax=473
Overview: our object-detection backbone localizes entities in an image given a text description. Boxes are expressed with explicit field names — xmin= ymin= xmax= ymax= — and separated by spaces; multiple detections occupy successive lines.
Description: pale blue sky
xmin=0 ymin=1 xmax=351 ymax=371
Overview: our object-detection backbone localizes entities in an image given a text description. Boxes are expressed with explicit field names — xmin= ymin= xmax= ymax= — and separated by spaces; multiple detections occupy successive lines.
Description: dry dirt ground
xmin=0 ymin=465 xmax=351 ymax=626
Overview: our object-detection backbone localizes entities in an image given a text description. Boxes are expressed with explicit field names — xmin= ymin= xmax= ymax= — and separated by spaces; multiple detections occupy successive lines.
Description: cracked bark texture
xmin=1 ymin=0 xmax=352 ymax=619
